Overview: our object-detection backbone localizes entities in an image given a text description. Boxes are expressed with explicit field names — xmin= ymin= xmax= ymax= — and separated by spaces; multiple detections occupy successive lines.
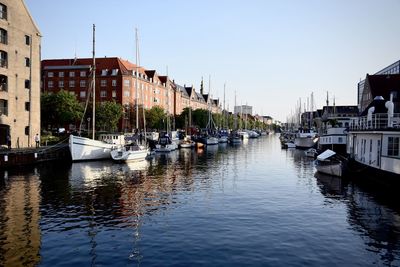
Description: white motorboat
xmin=294 ymin=130 xmax=318 ymax=149
xmin=315 ymin=149 xmax=345 ymax=177
xmin=155 ymin=135 xmax=177 ymax=152
xmin=110 ymin=143 xmax=149 ymax=162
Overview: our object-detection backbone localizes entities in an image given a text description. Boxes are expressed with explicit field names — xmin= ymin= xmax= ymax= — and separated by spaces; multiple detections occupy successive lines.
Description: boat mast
xmin=92 ymin=24 xmax=96 ymax=140
xmin=135 ymin=28 xmax=139 ymax=132
xmin=223 ymin=83 xmax=226 ymax=129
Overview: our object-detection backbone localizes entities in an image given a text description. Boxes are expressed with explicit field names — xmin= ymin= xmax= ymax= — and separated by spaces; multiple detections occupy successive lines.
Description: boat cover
xmin=317 ymin=149 xmax=336 ymax=160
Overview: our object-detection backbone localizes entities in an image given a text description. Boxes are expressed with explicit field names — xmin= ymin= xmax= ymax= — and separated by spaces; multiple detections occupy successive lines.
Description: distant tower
xmin=200 ymin=77 xmax=204 ymax=95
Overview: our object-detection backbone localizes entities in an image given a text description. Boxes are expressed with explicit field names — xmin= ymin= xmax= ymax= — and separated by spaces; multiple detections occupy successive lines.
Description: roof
xmin=41 ymin=57 xmax=139 ymax=76
xmin=365 ymin=74 xmax=400 ymax=99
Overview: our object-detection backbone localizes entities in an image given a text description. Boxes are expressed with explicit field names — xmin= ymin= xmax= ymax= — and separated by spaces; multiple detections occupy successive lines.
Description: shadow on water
xmin=315 ymin=172 xmax=400 ymax=266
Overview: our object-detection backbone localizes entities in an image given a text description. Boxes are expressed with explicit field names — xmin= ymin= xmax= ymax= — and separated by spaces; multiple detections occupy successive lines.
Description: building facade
xmin=234 ymin=105 xmax=252 ymax=115
xmin=41 ymin=57 xmax=222 ymax=132
xmin=0 ymin=0 xmax=41 ymax=148
xmin=358 ymin=60 xmax=400 ymax=111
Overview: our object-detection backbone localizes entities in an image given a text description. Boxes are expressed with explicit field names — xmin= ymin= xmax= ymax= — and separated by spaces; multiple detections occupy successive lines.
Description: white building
xmin=234 ymin=105 xmax=252 ymax=115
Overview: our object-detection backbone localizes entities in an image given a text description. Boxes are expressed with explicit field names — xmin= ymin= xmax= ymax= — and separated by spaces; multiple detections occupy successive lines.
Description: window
xmin=59 ymin=72 xmax=64 ymax=78
xmin=25 ymin=102 xmax=30 ymax=111
xmin=338 ymin=137 xmax=343 ymax=143
xmin=388 ymin=137 xmax=400 ymax=157
xmin=80 ymin=91 xmax=86 ymax=98
xmin=25 ymin=79 xmax=30 ymax=89
xmin=48 ymin=72 xmax=54 ymax=78
xmin=80 ymin=80 xmax=86 ymax=87
xmin=101 ymin=80 xmax=107 ymax=87
xmin=58 ymin=81 xmax=64 ymax=88
xmin=0 ymin=50 xmax=7 ymax=68
xmin=0 ymin=4 xmax=7 ymax=20
xmin=25 ymin=126 xmax=29 ymax=135
xmin=100 ymin=90 xmax=107 ymax=97
xmin=101 ymin=69 xmax=108 ymax=76
xmin=111 ymin=69 xmax=118 ymax=75
xmin=69 ymin=71 xmax=75 ymax=77
xmin=124 ymin=79 xmax=130 ymax=87
xmin=48 ymin=81 xmax=53 ymax=88
xmin=0 ymin=28 xmax=7 ymax=44
xmin=69 ymin=80 xmax=75 ymax=87
xmin=0 ymin=99 xmax=7 ymax=116
xmin=25 ymin=35 xmax=30 ymax=45
xmin=124 ymin=90 xmax=130 ymax=97
xmin=25 ymin=57 xmax=30 ymax=67
xmin=69 ymin=91 xmax=75 ymax=96
xmin=0 ymin=75 xmax=7 ymax=91
xmin=80 ymin=71 xmax=86 ymax=77
xmin=112 ymin=80 xmax=117 ymax=87
xmin=112 ymin=90 xmax=116 ymax=98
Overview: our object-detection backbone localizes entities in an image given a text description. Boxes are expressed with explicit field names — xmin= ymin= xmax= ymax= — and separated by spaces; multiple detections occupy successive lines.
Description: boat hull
xmin=110 ymin=147 xmax=149 ymax=162
xmin=295 ymin=137 xmax=318 ymax=149
xmin=315 ymin=162 xmax=343 ymax=177
xmin=69 ymin=135 xmax=114 ymax=161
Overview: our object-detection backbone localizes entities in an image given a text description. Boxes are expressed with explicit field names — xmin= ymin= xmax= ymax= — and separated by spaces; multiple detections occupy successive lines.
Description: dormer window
xmin=111 ymin=69 xmax=118 ymax=75
xmin=101 ymin=69 xmax=108 ymax=76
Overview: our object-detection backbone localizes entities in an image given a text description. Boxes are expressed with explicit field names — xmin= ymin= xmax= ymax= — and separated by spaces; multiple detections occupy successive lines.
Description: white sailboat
xmin=110 ymin=29 xmax=149 ymax=162
xmin=69 ymin=25 xmax=122 ymax=161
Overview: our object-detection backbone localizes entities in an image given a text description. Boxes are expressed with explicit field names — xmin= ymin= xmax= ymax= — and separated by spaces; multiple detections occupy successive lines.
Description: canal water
xmin=1 ymin=135 xmax=400 ymax=266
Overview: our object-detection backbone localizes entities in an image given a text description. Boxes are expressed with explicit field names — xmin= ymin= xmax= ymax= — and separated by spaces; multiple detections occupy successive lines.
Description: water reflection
xmin=315 ymin=172 xmax=400 ymax=266
xmin=1 ymin=136 xmax=400 ymax=266
xmin=0 ymin=168 xmax=41 ymax=267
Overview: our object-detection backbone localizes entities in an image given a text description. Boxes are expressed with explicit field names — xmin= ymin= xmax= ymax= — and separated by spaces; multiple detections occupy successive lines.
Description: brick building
xmin=41 ymin=57 xmax=221 ymax=132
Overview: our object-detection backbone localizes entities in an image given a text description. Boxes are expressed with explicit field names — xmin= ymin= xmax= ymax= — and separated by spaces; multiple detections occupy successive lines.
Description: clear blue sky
xmin=25 ymin=0 xmax=400 ymax=122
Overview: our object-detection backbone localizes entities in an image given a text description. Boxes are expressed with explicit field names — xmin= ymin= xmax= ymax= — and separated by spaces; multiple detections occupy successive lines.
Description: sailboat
xmin=69 ymin=25 xmax=123 ymax=161
xmin=228 ymin=91 xmax=242 ymax=145
xmin=110 ymin=29 xmax=149 ymax=162
xmin=218 ymin=83 xmax=228 ymax=143
xmin=155 ymin=69 xmax=178 ymax=152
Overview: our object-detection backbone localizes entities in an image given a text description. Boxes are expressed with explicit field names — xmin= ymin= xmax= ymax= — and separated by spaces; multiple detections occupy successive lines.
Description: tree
xmin=192 ymin=108 xmax=208 ymax=128
xmin=95 ymin=101 xmax=123 ymax=132
xmin=145 ymin=106 xmax=166 ymax=130
xmin=41 ymin=90 xmax=83 ymax=130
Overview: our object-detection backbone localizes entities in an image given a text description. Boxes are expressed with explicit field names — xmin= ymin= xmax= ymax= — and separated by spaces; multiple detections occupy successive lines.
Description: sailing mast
xmin=92 ymin=24 xmax=96 ymax=140
xmin=135 ymin=28 xmax=139 ymax=132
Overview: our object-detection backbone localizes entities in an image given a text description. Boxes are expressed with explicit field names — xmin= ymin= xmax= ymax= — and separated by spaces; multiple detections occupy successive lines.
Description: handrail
xmin=349 ymin=113 xmax=400 ymax=130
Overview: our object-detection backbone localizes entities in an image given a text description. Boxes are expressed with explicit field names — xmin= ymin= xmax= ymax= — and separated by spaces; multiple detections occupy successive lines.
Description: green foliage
xmin=192 ymin=109 xmax=208 ymax=128
xmin=41 ymin=90 xmax=83 ymax=129
xmin=145 ymin=106 xmax=166 ymax=130
xmin=95 ymin=101 xmax=123 ymax=132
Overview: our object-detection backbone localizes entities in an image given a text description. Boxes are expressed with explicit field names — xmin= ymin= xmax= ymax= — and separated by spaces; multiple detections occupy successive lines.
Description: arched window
xmin=0 ymin=4 xmax=7 ymax=20
xmin=0 ymin=50 xmax=7 ymax=68
xmin=0 ymin=28 xmax=7 ymax=44
xmin=0 ymin=74 xmax=7 ymax=91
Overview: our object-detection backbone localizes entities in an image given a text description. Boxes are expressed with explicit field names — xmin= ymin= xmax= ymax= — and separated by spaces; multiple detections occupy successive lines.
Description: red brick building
xmin=41 ymin=57 xmax=221 ymax=131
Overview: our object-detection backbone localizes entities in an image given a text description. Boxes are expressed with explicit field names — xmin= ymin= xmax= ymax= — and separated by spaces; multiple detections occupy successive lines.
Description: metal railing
xmin=349 ymin=113 xmax=400 ymax=131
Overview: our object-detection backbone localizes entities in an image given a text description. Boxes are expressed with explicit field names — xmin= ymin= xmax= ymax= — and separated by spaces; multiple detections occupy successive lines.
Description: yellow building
xmin=0 ymin=0 xmax=41 ymax=148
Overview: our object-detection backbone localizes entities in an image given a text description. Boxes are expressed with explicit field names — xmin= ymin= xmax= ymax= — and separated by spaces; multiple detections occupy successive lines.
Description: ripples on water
xmin=1 ymin=135 xmax=400 ymax=266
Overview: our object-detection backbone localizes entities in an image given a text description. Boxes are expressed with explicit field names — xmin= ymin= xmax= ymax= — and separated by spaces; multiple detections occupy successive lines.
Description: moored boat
xmin=110 ymin=143 xmax=149 ymax=162
xmin=315 ymin=149 xmax=345 ymax=177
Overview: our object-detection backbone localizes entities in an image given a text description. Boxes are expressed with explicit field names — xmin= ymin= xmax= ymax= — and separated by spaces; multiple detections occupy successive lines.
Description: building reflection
xmin=315 ymin=173 xmax=400 ymax=265
xmin=0 ymin=169 xmax=41 ymax=267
